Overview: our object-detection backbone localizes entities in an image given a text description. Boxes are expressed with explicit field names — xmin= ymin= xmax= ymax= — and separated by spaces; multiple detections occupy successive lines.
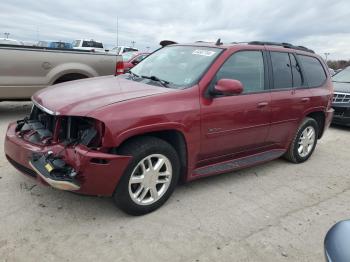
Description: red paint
xmin=4 ymin=43 xmax=334 ymax=196
xmin=214 ymin=79 xmax=243 ymax=95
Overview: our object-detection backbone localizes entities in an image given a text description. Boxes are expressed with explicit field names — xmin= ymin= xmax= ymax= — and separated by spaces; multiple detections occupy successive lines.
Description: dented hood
xmin=32 ymin=76 xmax=172 ymax=116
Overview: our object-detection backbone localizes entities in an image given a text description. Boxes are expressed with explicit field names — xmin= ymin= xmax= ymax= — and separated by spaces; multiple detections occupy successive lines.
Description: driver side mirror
xmin=132 ymin=60 xmax=140 ymax=65
xmin=213 ymin=79 xmax=243 ymax=96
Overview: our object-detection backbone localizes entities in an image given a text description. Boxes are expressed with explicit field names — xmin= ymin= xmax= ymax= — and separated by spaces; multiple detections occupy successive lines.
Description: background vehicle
xmin=5 ymin=41 xmax=333 ymax=215
xmin=0 ymin=38 xmax=23 ymax=45
xmin=37 ymin=41 xmax=73 ymax=49
xmin=111 ymin=46 xmax=138 ymax=55
xmin=72 ymin=39 xmax=105 ymax=52
xmin=328 ymin=67 xmax=336 ymax=76
xmin=121 ymin=52 xmax=149 ymax=72
xmin=324 ymin=220 xmax=350 ymax=261
xmin=0 ymin=44 xmax=122 ymax=100
xmin=332 ymin=66 xmax=350 ymax=126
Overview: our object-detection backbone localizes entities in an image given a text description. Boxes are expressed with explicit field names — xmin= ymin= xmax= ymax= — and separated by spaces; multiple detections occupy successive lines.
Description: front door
xmin=200 ymin=50 xmax=271 ymax=161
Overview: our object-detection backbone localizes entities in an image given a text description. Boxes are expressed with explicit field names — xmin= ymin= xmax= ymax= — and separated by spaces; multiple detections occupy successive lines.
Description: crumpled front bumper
xmin=4 ymin=122 xmax=132 ymax=196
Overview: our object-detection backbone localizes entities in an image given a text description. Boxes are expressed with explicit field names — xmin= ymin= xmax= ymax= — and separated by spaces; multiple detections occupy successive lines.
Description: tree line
xmin=327 ymin=60 xmax=350 ymax=70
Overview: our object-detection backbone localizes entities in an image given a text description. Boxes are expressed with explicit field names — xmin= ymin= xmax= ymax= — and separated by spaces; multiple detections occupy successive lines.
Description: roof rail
xmin=248 ymin=41 xmax=315 ymax=54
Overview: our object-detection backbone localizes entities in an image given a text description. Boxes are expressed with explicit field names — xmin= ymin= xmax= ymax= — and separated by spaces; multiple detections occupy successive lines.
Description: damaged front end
xmin=15 ymin=104 xmax=105 ymax=191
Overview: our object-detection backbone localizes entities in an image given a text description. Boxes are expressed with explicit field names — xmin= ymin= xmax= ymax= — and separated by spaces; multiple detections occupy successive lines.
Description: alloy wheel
xmin=297 ymin=126 xmax=316 ymax=158
xmin=128 ymin=154 xmax=173 ymax=206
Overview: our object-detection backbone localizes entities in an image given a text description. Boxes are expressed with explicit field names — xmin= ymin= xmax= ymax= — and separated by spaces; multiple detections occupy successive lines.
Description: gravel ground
xmin=0 ymin=101 xmax=350 ymax=262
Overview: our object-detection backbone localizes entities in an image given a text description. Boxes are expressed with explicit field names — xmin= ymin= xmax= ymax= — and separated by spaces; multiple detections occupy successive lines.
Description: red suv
xmin=4 ymin=41 xmax=334 ymax=215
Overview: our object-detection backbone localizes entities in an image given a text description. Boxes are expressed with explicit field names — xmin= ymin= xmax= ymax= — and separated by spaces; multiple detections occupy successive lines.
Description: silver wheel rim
xmin=298 ymin=126 xmax=316 ymax=158
xmin=128 ymin=154 xmax=172 ymax=206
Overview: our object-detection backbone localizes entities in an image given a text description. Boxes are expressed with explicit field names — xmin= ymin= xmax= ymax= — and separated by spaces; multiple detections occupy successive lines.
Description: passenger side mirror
xmin=213 ymin=79 xmax=243 ymax=96
xmin=132 ymin=60 xmax=139 ymax=65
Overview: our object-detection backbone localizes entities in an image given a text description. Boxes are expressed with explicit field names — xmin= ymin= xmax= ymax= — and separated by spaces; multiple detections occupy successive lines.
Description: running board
xmin=193 ymin=149 xmax=285 ymax=177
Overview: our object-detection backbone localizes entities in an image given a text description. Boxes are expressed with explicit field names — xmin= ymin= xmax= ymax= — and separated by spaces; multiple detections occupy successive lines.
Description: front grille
xmin=6 ymin=155 xmax=37 ymax=178
xmin=333 ymin=107 xmax=350 ymax=117
xmin=333 ymin=92 xmax=350 ymax=104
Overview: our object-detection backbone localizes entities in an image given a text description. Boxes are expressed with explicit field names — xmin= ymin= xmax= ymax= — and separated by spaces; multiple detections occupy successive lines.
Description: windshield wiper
xmin=129 ymin=71 xmax=140 ymax=79
xmin=141 ymin=75 xmax=170 ymax=87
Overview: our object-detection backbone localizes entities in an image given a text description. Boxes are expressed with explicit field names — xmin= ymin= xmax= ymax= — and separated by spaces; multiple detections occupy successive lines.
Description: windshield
xmin=333 ymin=67 xmax=350 ymax=83
xmin=130 ymin=45 xmax=222 ymax=88
xmin=122 ymin=52 xmax=137 ymax=61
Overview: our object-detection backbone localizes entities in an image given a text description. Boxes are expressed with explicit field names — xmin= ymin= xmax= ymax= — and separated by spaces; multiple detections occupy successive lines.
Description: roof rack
xmin=248 ymin=41 xmax=315 ymax=54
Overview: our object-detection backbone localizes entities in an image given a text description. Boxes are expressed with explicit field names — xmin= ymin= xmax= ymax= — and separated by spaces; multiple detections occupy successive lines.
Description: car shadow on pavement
xmin=330 ymin=124 xmax=350 ymax=131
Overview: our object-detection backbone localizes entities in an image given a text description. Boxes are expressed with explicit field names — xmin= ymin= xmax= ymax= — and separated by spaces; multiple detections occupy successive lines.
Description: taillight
xmin=115 ymin=61 xmax=124 ymax=76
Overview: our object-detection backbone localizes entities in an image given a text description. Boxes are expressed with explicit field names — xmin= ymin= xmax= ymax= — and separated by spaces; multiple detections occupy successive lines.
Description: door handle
xmin=301 ymin=97 xmax=310 ymax=103
xmin=257 ymin=102 xmax=269 ymax=108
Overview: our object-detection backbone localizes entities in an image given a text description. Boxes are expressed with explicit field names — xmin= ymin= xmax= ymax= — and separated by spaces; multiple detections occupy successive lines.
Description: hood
xmin=32 ymin=76 xmax=173 ymax=116
xmin=333 ymin=81 xmax=350 ymax=93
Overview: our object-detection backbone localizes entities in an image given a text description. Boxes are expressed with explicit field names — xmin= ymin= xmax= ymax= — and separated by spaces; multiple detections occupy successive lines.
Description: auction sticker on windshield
xmin=192 ymin=50 xmax=216 ymax=56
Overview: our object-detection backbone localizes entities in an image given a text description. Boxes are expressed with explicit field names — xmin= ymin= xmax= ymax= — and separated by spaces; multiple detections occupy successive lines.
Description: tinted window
xmin=82 ymin=41 xmax=103 ymax=48
xmin=216 ymin=51 xmax=265 ymax=93
xmin=271 ymin=52 xmax=293 ymax=89
xmin=298 ymin=55 xmax=327 ymax=87
xmin=290 ymin=54 xmax=303 ymax=87
xmin=123 ymin=48 xmax=137 ymax=53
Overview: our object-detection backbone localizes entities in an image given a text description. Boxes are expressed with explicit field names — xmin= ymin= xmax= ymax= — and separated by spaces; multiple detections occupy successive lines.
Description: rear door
xmin=266 ymin=51 xmax=312 ymax=146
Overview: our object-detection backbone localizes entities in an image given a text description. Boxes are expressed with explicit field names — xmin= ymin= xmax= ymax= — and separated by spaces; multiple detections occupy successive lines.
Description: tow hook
xmin=29 ymin=152 xmax=80 ymax=191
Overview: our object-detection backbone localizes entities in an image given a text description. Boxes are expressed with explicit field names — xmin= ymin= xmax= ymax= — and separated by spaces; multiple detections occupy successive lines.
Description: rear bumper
xmin=4 ymin=122 xmax=132 ymax=196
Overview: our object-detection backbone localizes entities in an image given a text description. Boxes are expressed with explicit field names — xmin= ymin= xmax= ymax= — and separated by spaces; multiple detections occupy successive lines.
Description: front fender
xmin=103 ymin=122 xmax=188 ymax=148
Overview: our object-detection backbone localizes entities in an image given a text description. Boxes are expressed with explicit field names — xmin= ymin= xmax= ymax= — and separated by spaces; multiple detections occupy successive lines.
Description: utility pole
xmin=116 ymin=16 xmax=119 ymax=47
xmin=324 ymin=52 xmax=330 ymax=63
xmin=131 ymin=41 xmax=136 ymax=47
xmin=4 ymin=32 xmax=10 ymax=39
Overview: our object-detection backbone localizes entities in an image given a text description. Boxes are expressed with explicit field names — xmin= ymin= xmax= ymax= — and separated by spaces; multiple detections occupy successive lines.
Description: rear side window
xmin=270 ymin=52 xmax=293 ymax=89
xmin=297 ymin=55 xmax=327 ymax=87
xmin=215 ymin=51 xmax=265 ymax=93
xmin=82 ymin=41 xmax=103 ymax=48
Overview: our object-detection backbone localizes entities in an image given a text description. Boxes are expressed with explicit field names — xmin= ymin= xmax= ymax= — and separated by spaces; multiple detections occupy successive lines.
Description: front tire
xmin=113 ymin=137 xmax=180 ymax=215
xmin=284 ymin=117 xmax=319 ymax=163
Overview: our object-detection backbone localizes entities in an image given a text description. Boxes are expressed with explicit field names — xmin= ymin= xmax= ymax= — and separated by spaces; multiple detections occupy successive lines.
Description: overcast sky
xmin=0 ymin=0 xmax=349 ymax=59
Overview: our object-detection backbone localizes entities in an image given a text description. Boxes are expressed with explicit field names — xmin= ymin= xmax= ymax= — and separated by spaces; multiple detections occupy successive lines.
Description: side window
xmin=297 ymin=55 xmax=327 ymax=87
xmin=134 ymin=54 xmax=148 ymax=63
xmin=290 ymin=54 xmax=303 ymax=87
xmin=270 ymin=52 xmax=293 ymax=89
xmin=215 ymin=51 xmax=265 ymax=93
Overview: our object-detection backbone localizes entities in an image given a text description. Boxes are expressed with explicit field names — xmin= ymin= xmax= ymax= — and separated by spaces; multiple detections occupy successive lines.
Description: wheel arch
xmin=305 ymin=111 xmax=326 ymax=139
xmin=53 ymin=73 xmax=89 ymax=84
xmin=47 ymin=63 xmax=99 ymax=85
xmin=115 ymin=129 xmax=189 ymax=183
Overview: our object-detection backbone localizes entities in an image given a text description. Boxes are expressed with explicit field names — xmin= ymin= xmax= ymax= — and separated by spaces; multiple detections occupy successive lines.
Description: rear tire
xmin=113 ymin=137 xmax=180 ymax=215
xmin=284 ymin=117 xmax=319 ymax=163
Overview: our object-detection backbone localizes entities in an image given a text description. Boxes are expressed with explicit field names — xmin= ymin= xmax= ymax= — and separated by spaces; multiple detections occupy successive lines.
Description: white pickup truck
xmin=0 ymin=44 xmax=122 ymax=100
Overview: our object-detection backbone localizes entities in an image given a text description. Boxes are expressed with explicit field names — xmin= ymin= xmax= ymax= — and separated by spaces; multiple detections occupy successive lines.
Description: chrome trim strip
xmin=334 ymin=92 xmax=350 ymax=96
xmin=333 ymin=92 xmax=350 ymax=104
xmin=31 ymin=99 xmax=59 ymax=115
